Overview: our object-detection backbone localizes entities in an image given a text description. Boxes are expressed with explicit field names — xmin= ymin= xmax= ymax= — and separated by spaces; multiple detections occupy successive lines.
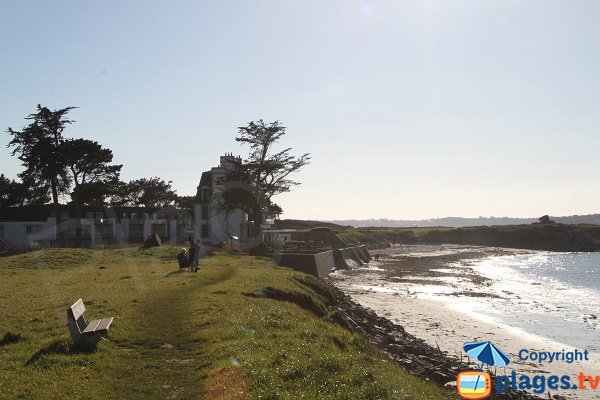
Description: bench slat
xmin=83 ymin=319 xmax=101 ymax=334
xmin=70 ymin=299 xmax=86 ymax=320
xmin=95 ymin=317 xmax=113 ymax=331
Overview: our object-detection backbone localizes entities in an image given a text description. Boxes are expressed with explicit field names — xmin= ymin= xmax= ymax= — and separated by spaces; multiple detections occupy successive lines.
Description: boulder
xmin=143 ymin=233 xmax=162 ymax=248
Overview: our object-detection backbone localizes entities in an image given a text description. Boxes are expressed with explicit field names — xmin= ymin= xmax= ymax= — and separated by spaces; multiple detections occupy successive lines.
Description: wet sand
xmin=328 ymin=244 xmax=600 ymax=400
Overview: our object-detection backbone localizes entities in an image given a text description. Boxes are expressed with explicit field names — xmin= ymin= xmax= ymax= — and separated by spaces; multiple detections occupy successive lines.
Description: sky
xmin=1 ymin=1 xmax=599 ymax=220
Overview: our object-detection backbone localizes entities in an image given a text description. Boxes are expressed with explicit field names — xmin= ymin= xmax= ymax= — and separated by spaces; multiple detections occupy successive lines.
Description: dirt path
xmin=110 ymin=265 xmax=238 ymax=399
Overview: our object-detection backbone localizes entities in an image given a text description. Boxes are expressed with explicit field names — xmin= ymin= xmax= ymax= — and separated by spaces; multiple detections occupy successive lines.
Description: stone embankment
xmin=272 ymin=245 xmax=371 ymax=277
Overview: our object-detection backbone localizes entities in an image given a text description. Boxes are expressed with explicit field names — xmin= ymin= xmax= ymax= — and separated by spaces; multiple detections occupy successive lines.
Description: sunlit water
xmin=334 ymin=250 xmax=600 ymax=352
xmin=469 ymin=252 xmax=600 ymax=351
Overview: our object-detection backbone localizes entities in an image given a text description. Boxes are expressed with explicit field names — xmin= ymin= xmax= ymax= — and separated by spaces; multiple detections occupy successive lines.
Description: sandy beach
xmin=328 ymin=245 xmax=600 ymax=400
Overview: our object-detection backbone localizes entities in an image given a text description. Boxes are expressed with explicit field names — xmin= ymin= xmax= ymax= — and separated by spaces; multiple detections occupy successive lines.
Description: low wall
xmin=356 ymin=245 xmax=371 ymax=262
xmin=272 ymin=250 xmax=335 ymax=277
xmin=272 ymin=246 xmax=371 ymax=276
xmin=333 ymin=246 xmax=371 ymax=269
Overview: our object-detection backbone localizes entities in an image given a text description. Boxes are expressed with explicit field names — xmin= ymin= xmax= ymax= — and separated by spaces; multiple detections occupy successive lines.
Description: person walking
xmin=177 ymin=248 xmax=188 ymax=269
xmin=188 ymin=240 xmax=196 ymax=272
xmin=191 ymin=240 xmax=201 ymax=272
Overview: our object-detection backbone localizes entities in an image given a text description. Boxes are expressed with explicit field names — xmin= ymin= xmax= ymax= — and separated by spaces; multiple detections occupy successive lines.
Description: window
xmin=0 ymin=225 xmax=4 ymax=239
xmin=25 ymin=225 xmax=42 ymax=234
xmin=129 ymin=223 xmax=143 ymax=238
xmin=202 ymin=205 xmax=209 ymax=219
xmin=201 ymin=224 xmax=209 ymax=238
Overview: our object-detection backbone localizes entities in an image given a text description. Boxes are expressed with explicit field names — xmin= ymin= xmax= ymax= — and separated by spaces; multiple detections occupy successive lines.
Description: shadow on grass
xmin=25 ymin=340 xmax=95 ymax=366
xmin=165 ymin=270 xmax=187 ymax=277
xmin=244 ymin=287 xmax=327 ymax=317
xmin=0 ymin=331 xmax=24 ymax=346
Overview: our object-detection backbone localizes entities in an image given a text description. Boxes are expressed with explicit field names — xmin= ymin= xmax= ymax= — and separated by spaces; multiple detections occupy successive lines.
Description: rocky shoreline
xmin=325 ymin=283 xmax=552 ymax=400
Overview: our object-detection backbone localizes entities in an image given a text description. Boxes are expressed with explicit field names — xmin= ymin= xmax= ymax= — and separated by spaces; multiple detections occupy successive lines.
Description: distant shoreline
xmin=345 ymin=224 xmax=600 ymax=252
xmin=279 ymin=219 xmax=600 ymax=252
xmin=325 ymin=214 xmax=600 ymax=228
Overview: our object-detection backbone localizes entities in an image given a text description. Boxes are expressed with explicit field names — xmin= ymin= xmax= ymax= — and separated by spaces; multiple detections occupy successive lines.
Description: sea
xmin=331 ymin=247 xmax=600 ymax=399
xmin=332 ymin=248 xmax=600 ymax=352
xmin=466 ymin=252 xmax=600 ymax=351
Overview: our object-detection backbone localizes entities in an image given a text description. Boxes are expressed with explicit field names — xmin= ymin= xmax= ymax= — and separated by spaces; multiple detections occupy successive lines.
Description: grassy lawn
xmin=0 ymin=247 xmax=453 ymax=399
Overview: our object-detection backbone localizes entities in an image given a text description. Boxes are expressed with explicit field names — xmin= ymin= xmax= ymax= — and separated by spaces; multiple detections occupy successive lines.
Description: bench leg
xmin=74 ymin=332 xmax=108 ymax=350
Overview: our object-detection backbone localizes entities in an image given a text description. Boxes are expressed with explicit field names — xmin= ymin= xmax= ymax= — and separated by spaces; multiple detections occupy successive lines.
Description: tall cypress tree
xmin=7 ymin=105 xmax=76 ymax=247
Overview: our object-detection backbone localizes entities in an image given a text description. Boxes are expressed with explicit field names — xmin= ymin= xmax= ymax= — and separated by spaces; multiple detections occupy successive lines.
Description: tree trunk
xmin=71 ymin=187 xmax=83 ymax=248
xmin=251 ymin=209 xmax=263 ymax=241
xmin=51 ymin=177 xmax=64 ymax=247
xmin=74 ymin=201 xmax=82 ymax=248
xmin=226 ymin=210 xmax=229 ymax=238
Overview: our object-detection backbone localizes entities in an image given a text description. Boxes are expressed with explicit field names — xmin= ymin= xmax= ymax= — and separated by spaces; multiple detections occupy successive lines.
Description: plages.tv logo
xmin=457 ymin=341 xmax=511 ymax=399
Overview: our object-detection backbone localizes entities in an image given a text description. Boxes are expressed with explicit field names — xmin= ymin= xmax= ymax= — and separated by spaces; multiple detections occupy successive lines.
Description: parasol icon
xmin=463 ymin=341 xmax=511 ymax=368
xmin=463 ymin=340 xmax=511 ymax=393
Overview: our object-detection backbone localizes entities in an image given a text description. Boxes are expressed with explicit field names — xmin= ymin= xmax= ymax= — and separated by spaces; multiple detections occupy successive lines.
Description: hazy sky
xmin=2 ymin=1 xmax=599 ymax=220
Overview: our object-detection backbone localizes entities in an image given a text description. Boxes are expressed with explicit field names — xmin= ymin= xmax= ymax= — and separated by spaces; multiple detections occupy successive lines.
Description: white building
xmin=194 ymin=154 xmax=257 ymax=246
xmin=193 ymin=154 xmax=297 ymax=248
xmin=261 ymin=228 xmax=295 ymax=246
xmin=0 ymin=205 xmax=192 ymax=251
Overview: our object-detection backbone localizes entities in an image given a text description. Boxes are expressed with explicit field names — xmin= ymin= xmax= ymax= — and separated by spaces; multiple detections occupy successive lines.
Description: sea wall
xmin=333 ymin=246 xmax=371 ymax=269
xmin=272 ymin=250 xmax=335 ymax=277
xmin=273 ymin=245 xmax=371 ymax=276
xmin=356 ymin=245 xmax=371 ymax=261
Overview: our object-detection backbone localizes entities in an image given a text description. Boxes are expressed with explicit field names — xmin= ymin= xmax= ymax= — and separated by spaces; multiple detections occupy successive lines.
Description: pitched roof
xmin=194 ymin=171 xmax=212 ymax=202
xmin=199 ymin=171 xmax=212 ymax=188
xmin=0 ymin=206 xmax=51 ymax=222
xmin=0 ymin=205 xmax=162 ymax=222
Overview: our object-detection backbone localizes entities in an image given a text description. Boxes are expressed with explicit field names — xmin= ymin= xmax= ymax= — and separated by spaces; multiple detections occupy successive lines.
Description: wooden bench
xmin=67 ymin=299 xmax=113 ymax=348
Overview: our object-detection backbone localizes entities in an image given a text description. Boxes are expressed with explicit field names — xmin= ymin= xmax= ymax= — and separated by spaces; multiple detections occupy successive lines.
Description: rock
xmin=143 ymin=232 xmax=162 ymax=248
xmin=387 ymin=344 xmax=404 ymax=353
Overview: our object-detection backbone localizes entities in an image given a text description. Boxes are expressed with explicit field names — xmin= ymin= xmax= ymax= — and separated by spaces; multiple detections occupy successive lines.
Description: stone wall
xmin=273 ymin=245 xmax=371 ymax=276
xmin=272 ymin=250 xmax=335 ymax=277
xmin=333 ymin=245 xmax=371 ymax=269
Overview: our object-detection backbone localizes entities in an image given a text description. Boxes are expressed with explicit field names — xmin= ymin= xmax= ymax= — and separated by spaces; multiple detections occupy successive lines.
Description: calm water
xmin=471 ymin=252 xmax=600 ymax=351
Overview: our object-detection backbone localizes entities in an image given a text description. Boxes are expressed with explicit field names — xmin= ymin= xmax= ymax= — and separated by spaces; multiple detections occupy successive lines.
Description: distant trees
xmin=0 ymin=174 xmax=49 ymax=207
xmin=538 ymin=215 xmax=556 ymax=224
xmin=115 ymin=177 xmax=178 ymax=208
xmin=1 ymin=175 xmax=31 ymax=207
xmin=63 ymin=138 xmax=123 ymax=206
xmin=0 ymin=175 xmax=21 ymax=207
xmin=5 ymin=105 xmax=194 ymax=247
xmin=174 ymin=195 xmax=195 ymax=214
xmin=61 ymin=138 xmax=123 ymax=246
